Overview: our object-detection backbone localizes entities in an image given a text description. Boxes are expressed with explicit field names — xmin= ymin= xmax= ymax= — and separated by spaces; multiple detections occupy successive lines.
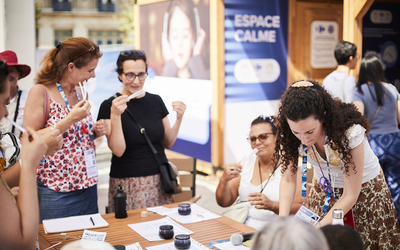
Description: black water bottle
xmin=114 ymin=185 xmax=127 ymax=219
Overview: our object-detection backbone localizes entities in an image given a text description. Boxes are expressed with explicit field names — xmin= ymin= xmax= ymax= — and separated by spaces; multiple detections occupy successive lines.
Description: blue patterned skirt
xmin=369 ymin=131 xmax=400 ymax=225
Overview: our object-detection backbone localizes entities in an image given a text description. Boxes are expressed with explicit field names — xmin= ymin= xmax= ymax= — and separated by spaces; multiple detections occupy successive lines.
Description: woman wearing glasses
xmin=276 ymin=80 xmax=399 ymax=249
xmin=97 ymin=50 xmax=186 ymax=211
xmin=215 ymin=116 xmax=302 ymax=230
xmin=23 ymin=37 xmax=106 ymax=222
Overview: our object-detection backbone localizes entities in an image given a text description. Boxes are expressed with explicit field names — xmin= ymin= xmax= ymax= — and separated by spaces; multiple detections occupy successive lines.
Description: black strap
xmin=12 ymin=89 xmax=22 ymax=134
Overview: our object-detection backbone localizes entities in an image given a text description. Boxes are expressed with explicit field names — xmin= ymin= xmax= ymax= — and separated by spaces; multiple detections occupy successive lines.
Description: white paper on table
xmin=163 ymin=204 xmax=221 ymax=224
xmin=42 ymin=213 xmax=109 ymax=233
xmin=210 ymin=242 xmax=249 ymax=250
xmin=128 ymin=217 xmax=193 ymax=242
xmin=81 ymin=229 xmax=107 ymax=242
xmin=146 ymin=206 xmax=172 ymax=215
xmin=125 ymin=242 xmax=144 ymax=250
xmin=145 ymin=239 xmax=210 ymax=250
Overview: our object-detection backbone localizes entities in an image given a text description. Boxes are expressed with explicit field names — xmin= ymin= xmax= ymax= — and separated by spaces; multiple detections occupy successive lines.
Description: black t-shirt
xmin=97 ymin=93 xmax=169 ymax=178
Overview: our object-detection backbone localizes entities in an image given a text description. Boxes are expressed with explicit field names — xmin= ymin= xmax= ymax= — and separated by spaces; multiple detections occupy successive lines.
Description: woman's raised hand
xmin=111 ymin=95 xmax=129 ymax=116
xmin=20 ymin=128 xmax=48 ymax=168
xmin=69 ymin=100 xmax=91 ymax=123
xmin=222 ymin=163 xmax=242 ymax=182
xmin=172 ymin=101 xmax=186 ymax=120
xmin=93 ymin=119 xmax=108 ymax=138
xmin=41 ymin=128 xmax=63 ymax=156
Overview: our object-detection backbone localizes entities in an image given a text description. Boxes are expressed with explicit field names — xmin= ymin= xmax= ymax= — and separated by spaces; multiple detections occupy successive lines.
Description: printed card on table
xmin=294 ymin=205 xmax=320 ymax=225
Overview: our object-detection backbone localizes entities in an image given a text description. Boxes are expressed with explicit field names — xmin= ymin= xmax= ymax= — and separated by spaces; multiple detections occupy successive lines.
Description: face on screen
xmin=168 ymin=6 xmax=194 ymax=70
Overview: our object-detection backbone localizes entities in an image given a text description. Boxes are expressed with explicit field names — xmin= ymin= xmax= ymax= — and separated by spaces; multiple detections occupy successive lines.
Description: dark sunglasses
xmin=247 ymin=133 xmax=274 ymax=144
xmin=70 ymin=43 xmax=99 ymax=62
xmin=120 ymin=50 xmax=145 ymax=57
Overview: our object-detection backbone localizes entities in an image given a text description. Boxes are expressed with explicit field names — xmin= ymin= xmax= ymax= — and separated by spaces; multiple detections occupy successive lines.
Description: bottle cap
xmin=332 ymin=209 xmax=344 ymax=219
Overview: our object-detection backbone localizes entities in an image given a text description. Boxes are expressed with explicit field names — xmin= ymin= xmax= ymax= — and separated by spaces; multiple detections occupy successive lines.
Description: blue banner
xmin=363 ymin=2 xmax=400 ymax=89
xmin=224 ymin=0 xmax=288 ymax=103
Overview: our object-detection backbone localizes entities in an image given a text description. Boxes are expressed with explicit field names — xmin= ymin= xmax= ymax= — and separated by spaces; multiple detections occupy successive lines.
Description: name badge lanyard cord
xmin=302 ymin=133 xmax=336 ymax=213
xmin=56 ymin=82 xmax=94 ymax=147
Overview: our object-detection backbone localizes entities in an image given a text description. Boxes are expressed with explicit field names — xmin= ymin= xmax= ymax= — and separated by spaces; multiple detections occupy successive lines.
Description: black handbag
xmin=124 ymin=108 xmax=182 ymax=195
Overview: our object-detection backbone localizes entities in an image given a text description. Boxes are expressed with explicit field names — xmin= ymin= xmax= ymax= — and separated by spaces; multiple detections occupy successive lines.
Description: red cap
xmin=0 ymin=50 xmax=31 ymax=79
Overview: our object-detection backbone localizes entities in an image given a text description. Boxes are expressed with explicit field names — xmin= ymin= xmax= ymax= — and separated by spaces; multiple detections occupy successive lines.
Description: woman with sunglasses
xmin=97 ymin=50 xmax=186 ymax=211
xmin=23 ymin=37 xmax=106 ymax=222
xmin=215 ymin=116 xmax=302 ymax=230
xmin=276 ymin=80 xmax=399 ymax=249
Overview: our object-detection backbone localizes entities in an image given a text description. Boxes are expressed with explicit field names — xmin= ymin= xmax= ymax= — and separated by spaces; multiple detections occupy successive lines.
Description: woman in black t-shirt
xmin=97 ymin=50 xmax=186 ymax=211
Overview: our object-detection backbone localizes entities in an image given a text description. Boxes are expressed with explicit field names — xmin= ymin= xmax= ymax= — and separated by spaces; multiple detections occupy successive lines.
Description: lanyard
xmin=56 ymin=82 xmax=94 ymax=141
xmin=301 ymin=133 xmax=336 ymax=212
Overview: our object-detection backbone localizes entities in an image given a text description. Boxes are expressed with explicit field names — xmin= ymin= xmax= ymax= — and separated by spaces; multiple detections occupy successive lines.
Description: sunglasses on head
xmin=70 ymin=43 xmax=99 ymax=63
xmin=120 ymin=50 xmax=145 ymax=57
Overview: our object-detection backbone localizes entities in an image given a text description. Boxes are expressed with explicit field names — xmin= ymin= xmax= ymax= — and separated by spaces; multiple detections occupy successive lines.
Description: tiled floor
xmin=96 ymin=158 xmax=228 ymax=215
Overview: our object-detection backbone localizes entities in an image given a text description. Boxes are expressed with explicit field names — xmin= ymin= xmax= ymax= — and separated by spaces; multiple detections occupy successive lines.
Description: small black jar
xmin=174 ymin=234 xmax=191 ymax=249
xmin=178 ymin=203 xmax=191 ymax=215
xmin=159 ymin=225 xmax=174 ymax=239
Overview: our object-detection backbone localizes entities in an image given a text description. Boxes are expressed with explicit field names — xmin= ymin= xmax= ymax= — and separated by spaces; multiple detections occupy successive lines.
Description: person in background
xmin=0 ymin=50 xmax=31 ymax=137
xmin=161 ymin=0 xmax=209 ymax=79
xmin=321 ymin=225 xmax=364 ymax=250
xmin=97 ymin=50 xmax=186 ymax=211
xmin=216 ymin=116 xmax=302 ymax=230
xmin=353 ymin=55 xmax=400 ymax=225
xmin=23 ymin=37 xmax=107 ymax=222
xmin=276 ymin=80 xmax=400 ymax=249
xmin=322 ymin=41 xmax=359 ymax=103
xmin=250 ymin=216 xmax=330 ymax=250
xmin=0 ymin=60 xmax=48 ymax=250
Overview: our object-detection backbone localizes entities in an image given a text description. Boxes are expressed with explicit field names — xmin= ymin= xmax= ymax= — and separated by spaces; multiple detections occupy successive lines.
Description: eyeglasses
xmin=120 ymin=50 xmax=145 ymax=57
xmin=70 ymin=44 xmax=99 ymax=62
xmin=247 ymin=133 xmax=274 ymax=144
xmin=122 ymin=72 xmax=148 ymax=81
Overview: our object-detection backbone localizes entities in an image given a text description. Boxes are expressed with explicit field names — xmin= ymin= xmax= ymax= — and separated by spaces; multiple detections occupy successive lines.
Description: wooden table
xmin=38 ymin=203 xmax=256 ymax=249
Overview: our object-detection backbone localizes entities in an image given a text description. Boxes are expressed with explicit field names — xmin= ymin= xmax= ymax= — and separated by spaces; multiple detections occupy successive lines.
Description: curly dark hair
xmin=273 ymin=80 xmax=370 ymax=176
xmin=250 ymin=115 xmax=278 ymax=135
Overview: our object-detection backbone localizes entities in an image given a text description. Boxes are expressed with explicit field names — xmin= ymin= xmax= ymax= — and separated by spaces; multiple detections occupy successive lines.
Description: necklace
xmin=258 ymin=155 xmax=280 ymax=193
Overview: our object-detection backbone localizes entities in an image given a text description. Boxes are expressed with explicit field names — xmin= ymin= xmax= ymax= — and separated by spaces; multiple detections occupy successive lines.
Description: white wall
xmin=0 ymin=0 xmax=5 ymax=52
xmin=4 ymin=0 xmax=36 ymax=90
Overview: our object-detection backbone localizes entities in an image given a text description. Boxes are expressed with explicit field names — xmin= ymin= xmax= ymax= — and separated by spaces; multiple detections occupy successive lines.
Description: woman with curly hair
xmin=276 ymin=80 xmax=399 ymax=249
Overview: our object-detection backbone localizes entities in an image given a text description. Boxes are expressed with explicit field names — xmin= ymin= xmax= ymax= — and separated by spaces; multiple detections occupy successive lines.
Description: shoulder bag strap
xmin=369 ymin=83 xmax=388 ymax=125
xmin=40 ymin=84 xmax=50 ymax=128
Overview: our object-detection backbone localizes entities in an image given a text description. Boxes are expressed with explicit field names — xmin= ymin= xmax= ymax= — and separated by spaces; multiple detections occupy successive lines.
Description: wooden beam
xmin=343 ymin=0 xmax=374 ymax=77
xmin=354 ymin=0 xmax=375 ymax=19
xmin=209 ymin=0 xmax=225 ymax=167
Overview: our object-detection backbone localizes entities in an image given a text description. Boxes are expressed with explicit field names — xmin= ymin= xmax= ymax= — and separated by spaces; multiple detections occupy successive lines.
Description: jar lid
xmin=160 ymin=225 xmax=173 ymax=230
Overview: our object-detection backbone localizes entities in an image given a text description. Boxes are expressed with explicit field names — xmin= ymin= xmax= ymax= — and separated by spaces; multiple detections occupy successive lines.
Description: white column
xmin=5 ymin=0 xmax=36 ymax=90
xmin=0 ymin=0 xmax=6 ymax=51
